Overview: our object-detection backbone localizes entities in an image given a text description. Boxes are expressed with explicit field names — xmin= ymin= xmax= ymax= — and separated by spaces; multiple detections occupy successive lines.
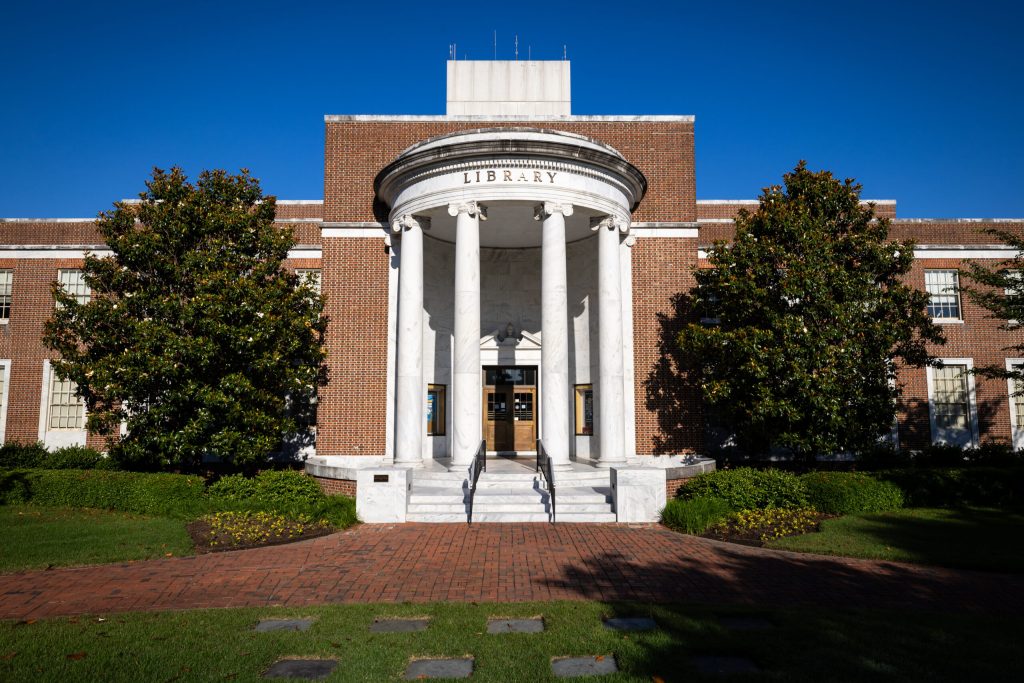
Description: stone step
xmin=406 ymin=512 xmax=471 ymax=523
xmin=473 ymin=502 xmax=549 ymax=513
xmin=407 ymin=503 xmax=470 ymax=513
xmin=554 ymin=502 xmax=616 ymax=514
xmin=470 ymin=512 xmax=552 ymax=523
xmin=412 ymin=471 xmax=468 ymax=482
xmin=554 ymin=512 xmax=618 ymax=523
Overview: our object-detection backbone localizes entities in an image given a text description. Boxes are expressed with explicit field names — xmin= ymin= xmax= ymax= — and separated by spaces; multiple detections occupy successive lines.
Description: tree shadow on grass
xmin=536 ymin=536 xmax=1024 ymax=680
xmin=789 ymin=507 xmax=1024 ymax=573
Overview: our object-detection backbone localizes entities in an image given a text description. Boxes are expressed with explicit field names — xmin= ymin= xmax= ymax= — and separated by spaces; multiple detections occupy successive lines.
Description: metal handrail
xmin=467 ymin=439 xmax=486 ymax=524
xmin=535 ymin=438 xmax=556 ymax=523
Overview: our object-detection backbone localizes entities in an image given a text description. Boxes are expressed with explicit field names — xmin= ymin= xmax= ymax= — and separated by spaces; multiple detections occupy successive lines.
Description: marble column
xmin=392 ymin=214 xmax=428 ymax=467
xmin=449 ymin=201 xmax=486 ymax=466
xmin=535 ymin=202 xmax=573 ymax=470
xmin=594 ymin=216 xmax=628 ymax=467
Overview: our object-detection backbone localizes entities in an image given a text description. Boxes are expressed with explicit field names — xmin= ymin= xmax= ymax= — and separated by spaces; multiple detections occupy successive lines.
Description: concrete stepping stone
xmin=487 ymin=617 xmax=545 ymax=633
xmin=551 ymin=656 xmax=618 ymax=677
xmin=718 ymin=616 xmax=774 ymax=631
xmin=264 ymin=658 xmax=338 ymax=680
xmin=603 ymin=617 xmax=657 ymax=631
xmin=404 ymin=657 xmax=474 ymax=679
xmin=255 ymin=618 xmax=316 ymax=633
xmin=692 ymin=656 xmax=760 ymax=675
xmin=369 ymin=617 xmax=430 ymax=633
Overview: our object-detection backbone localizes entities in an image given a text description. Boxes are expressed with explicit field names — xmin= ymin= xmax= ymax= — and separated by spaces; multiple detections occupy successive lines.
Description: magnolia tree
xmin=44 ymin=168 xmax=327 ymax=470
xmin=678 ymin=162 xmax=944 ymax=458
xmin=964 ymin=229 xmax=1024 ymax=383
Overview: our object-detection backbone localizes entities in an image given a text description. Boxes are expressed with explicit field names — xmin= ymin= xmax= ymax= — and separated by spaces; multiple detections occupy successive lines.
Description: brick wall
xmin=324 ymin=120 xmax=696 ymax=224
xmin=312 ymin=475 xmax=356 ymax=497
xmin=316 ymin=237 xmax=390 ymax=455
xmin=631 ymin=237 xmax=704 ymax=455
xmin=897 ymin=256 xmax=1024 ymax=449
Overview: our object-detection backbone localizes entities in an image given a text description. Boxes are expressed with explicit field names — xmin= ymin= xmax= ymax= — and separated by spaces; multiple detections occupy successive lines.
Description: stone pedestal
xmin=356 ymin=468 xmax=409 ymax=523
xmin=611 ymin=467 xmax=666 ymax=523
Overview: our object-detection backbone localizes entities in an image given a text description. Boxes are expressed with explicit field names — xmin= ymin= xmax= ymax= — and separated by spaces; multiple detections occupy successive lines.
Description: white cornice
xmin=326 ymin=114 xmax=694 ymax=122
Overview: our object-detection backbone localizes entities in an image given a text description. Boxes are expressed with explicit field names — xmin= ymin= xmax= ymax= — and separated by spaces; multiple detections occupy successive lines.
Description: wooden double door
xmin=482 ymin=366 xmax=537 ymax=453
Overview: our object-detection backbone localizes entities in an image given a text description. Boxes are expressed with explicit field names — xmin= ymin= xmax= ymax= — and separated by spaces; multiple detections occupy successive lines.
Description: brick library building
xmin=1 ymin=60 xmax=1021 ymax=523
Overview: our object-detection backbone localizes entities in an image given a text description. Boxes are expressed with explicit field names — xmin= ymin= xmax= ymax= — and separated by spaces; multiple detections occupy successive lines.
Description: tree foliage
xmin=44 ymin=168 xmax=327 ymax=470
xmin=678 ymin=162 xmax=944 ymax=458
xmin=963 ymin=228 xmax=1024 ymax=382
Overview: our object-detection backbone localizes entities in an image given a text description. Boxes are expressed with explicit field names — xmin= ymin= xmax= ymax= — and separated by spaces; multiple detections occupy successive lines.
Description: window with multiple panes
xmin=575 ymin=384 xmax=593 ymax=436
xmin=1013 ymin=364 xmax=1024 ymax=431
xmin=931 ymin=364 xmax=972 ymax=442
xmin=295 ymin=268 xmax=321 ymax=295
xmin=48 ymin=371 xmax=85 ymax=430
xmin=0 ymin=270 xmax=11 ymax=321
xmin=427 ymin=384 xmax=445 ymax=436
xmin=57 ymin=269 xmax=90 ymax=306
xmin=925 ymin=269 xmax=961 ymax=320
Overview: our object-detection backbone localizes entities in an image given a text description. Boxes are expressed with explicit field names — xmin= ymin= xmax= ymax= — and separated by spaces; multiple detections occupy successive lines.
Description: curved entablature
xmin=374 ymin=128 xmax=647 ymax=248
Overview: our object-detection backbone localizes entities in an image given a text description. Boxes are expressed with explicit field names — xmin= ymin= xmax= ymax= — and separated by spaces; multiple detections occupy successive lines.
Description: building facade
xmin=1 ymin=60 xmax=1021 ymax=521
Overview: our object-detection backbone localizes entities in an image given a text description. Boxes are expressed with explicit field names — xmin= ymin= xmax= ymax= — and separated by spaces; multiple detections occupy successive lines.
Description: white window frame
xmin=1006 ymin=358 xmax=1024 ymax=451
xmin=1005 ymin=270 xmax=1021 ymax=327
xmin=0 ymin=269 xmax=12 ymax=324
xmin=295 ymin=268 xmax=321 ymax=295
xmin=924 ymin=269 xmax=963 ymax=323
xmin=0 ymin=360 xmax=11 ymax=442
xmin=56 ymin=268 xmax=90 ymax=307
xmin=926 ymin=358 xmax=979 ymax=448
xmin=38 ymin=360 xmax=87 ymax=448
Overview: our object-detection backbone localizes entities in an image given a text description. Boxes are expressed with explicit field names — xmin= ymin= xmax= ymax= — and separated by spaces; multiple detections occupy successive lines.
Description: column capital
xmin=533 ymin=202 xmax=574 ymax=221
xmin=447 ymin=201 xmax=488 ymax=219
xmin=590 ymin=215 xmax=630 ymax=234
xmin=391 ymin=214 xmax=431 ymax=234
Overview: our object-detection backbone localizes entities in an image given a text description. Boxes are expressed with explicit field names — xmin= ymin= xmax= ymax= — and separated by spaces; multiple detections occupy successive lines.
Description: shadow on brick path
xmin=1 ymin=523 xmax=1022 ymax=620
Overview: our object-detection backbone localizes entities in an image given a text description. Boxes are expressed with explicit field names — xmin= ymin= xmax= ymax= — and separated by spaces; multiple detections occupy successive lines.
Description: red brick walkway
xmin=2 ymin=524 xmax=1022 ymax=619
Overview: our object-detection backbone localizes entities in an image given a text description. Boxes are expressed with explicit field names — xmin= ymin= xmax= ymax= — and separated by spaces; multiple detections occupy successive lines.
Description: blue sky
xmin=1 ymin=0 xmax=1021 ymax=218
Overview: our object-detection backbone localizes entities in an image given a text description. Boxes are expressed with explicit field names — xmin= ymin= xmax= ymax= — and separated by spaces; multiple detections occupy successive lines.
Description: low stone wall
xmin=312 ymin=476 xmax=356 ymax=497
xmin=663 ymin=458 xmax=717 ymax=499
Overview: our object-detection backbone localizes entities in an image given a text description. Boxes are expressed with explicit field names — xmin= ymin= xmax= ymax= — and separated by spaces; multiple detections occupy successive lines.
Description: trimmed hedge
xmin=0 ymin=469 xmax=209 ymax=518
xmin=0 ymin=467 xmax=359 ymax=527
xmin=661 ymin=496 xmax=732 ymax=534
xmin=801 ymin=472 xmax=904 ymax=515
xmin=874 ymin=467 xmax=1024 ymax=509
xmin=679 ymin=467 xmax=808 ymax=510
xmin=208 ymin=470 xmax=324 ymax=509
xmin=0 ymin=443 xmax=117 ymax=470
xmin=0 ymin=442 xmax=49 ymax=469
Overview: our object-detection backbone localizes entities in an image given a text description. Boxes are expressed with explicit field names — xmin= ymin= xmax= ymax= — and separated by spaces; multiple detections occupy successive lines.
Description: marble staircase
xmin=405 ymin=462 xmax=617 ymax=523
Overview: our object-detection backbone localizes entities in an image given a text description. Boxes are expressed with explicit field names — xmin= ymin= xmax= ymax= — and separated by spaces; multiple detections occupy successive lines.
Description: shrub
xmin=42 ymin=446 xmax=118 ymax=470
xmin=0 ymin=442 xmax=48 ymax=469
xmin=801 ymin=472 xmax=904 ymax=515
xmin=0 ymin=469 xmax=209 ymax=518
xmin=208 ymin=470 xmax=326 ymax=513
xmin=708 ymin=507 xmax=820 ymax=543
xmin=661 ymin=496 xmax=732 ymax=534
xmin=875 ymin=467 xmax=1024 ymax=509
xmin=679 ymin=467 xmax=808 ymax=510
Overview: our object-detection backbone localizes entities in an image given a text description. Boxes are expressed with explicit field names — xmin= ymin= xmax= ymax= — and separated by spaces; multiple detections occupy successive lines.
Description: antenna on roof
xmin=528 ymin=46 xmax=531 ymax=60
xmin=563 ymin=45 xmax=567 ymax=60
xmin=515 ymin=34 xmax=518 ymax=61
xmin=493 ymin=30 xmax=496 ymax=59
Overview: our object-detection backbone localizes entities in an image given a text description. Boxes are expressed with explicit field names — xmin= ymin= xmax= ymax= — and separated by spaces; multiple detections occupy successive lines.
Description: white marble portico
xmin=375 ymin=128 xmax=646 ymax=470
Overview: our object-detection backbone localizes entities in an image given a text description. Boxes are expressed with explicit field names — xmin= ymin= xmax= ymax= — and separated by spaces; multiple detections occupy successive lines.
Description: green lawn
xmin=769 ymin=507 xmax=1024 ymax=572
xmin=0 ymin=506 xmax=193 ymax=572
xmin=1 ymin=601 xmax=1021 ymax=682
